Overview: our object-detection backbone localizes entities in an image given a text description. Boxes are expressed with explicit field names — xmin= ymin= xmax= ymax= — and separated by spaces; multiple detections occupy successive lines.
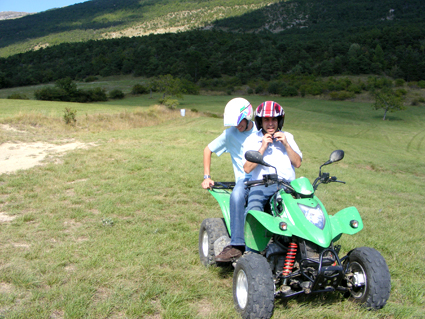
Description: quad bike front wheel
xmin=233 ymin=253 xmax=275 ymax=319
xmin=346 ymin=246 xmax=391 ymax=309
xmin=198 ymin=218 xmax=229 ymax=267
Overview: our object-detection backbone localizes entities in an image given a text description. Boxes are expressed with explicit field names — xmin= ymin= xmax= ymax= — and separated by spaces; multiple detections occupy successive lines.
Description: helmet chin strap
xmin=245 ymin=119 xmax=253 ymax=132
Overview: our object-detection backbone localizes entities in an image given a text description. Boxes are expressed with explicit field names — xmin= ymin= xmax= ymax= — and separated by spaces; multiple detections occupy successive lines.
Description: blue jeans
xmin=229 ymin=178 xmax=249 ymax=246
xmin=245 ymin=184 xmax=279 ymax=214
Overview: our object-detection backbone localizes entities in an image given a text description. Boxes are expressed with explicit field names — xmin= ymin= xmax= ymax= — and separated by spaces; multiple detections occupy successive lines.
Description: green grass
xmin=0 ymin=94 xmax=424 ymax=318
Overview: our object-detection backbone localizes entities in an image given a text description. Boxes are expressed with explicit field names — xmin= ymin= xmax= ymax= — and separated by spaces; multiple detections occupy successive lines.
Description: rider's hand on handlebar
xmin=202 ymin=178 xmax=214 ymax=189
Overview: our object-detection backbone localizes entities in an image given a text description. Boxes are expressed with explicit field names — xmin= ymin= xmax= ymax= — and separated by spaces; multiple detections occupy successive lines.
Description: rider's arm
xmin=285 ymin=145 xmax=302 ymax=168
xmin=274 ymin=132 xmax=302 ymax=168
xmin=244 ymin=134 xmax=272 ymax=173
xmin=202 ymin=146 xmax=214 ymax=189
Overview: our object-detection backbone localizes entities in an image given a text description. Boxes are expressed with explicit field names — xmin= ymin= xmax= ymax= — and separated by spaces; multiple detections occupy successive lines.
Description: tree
xmin=372 ymin=88 xmax=406 ymax=120
xmin=151 ymin=74 xmax=184 ymax=99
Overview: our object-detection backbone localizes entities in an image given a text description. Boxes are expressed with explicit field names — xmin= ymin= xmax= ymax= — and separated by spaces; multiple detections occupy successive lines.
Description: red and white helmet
xmin=254 ymin=101 xmax=285 ymax=131
xmin=223 ymin=98 xmax=253 ymax=127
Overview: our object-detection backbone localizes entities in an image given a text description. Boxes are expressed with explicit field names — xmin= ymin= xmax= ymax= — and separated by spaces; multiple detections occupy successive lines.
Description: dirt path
xmin=1 ymin=124 xmax=92 ymax=175
xmin=0 ymin=141 xmax=90 ymax=174
xmin=1 ymin=124 xmax=95 ymax=222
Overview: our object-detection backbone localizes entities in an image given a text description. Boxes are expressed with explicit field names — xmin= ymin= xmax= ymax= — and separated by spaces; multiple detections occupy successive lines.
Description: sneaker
xmin=215 ymin=245 xmax=242 ymax=262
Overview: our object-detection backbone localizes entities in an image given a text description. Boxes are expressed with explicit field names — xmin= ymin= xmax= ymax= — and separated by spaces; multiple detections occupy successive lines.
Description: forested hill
xmin=1 ymin=0 xmax=424 ymax=58
xmin=215 ymin=0 xmax=425 ymax=33
xmin=0 ymin=0 xmax=424 ymax=90
xmin=0 ymin=0 xmax=282 ymax=57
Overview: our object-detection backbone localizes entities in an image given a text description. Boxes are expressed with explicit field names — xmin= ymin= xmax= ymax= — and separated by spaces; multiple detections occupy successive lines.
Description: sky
xmin=0 ymin=0 xmax=92 ymax=13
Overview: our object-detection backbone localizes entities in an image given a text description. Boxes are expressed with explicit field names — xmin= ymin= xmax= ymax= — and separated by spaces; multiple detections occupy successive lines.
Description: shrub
xmin=280 ymin=86 xmax=298 ymax=97
xmin=329 ymin=91 xmax=355 ymax=100
xmin=347 ymin=84 xmax=362 ymax=94
xmin=160 ymin=98 xmax=179 ymax=110
xmin=35 ymin=87 xmax=69 ymax=101
xmin=418 ymin=80 xmax=425 ymax=89
xmin=395 ymin=88 xmax=407 ymax=97
xmin=87 ymin=88 xmax=108 ymax=102
xmin=268 ymin=81 xmax=283 ymax=95
xmin=131 ymin=84 xmax=148 ymax=95
xmin=63 ymin=107 xmax=77 ymax=125
xmin=255 ymin=84 xmax=265 ymax=94
xmin=180 ymin=79 xmax=200 ymax=95
xmin=7 ymin=93 xmax=29 ymax=100
xmin=306 ymin=83 xmax=324 ymax=96
xmin=84 ymin=76 xmax=98 ymax=82
xmin=109 ymin=89 xmax=125 ymax=99
xmin=394 ymin=79 xmax=405 ymax=87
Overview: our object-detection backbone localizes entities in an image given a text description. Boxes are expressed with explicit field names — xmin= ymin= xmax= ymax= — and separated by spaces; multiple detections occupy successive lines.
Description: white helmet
xmin=223 ymin=98 xmax=253 ymax=127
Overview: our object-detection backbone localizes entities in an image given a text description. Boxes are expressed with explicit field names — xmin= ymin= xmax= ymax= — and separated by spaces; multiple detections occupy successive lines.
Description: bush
xmin=35 ymin=87 xmax=69 ymax=101
xmin=268 ymin=81 xmax=283 ymax=95
xmin=109 ymin=89 xmax=125 ymax=99
xmin=87 ymin=88 xmax=108 ymax=102
xmin=306 ymin=83 xmax=324 ymax=95
xmin=395 ymin=88 xmax=407 ymax=97
xmin=255 ymin=84 xmax=265 ymax=94
xmin=180 ymin=79 xmax=200 ymax=95
xmin=280 ymin=86 xmax=298 ymax=97
xmin=131 ymin=84 xmax=148 ymax=95
xmin=159 ymin=98 xmax=179 ymax=110
xmin=347 ymin=84 xmax=362 ymax=94
xmin=329 ymin=91 xmax=355 ymax=100
xmin=418 ymin=80 xmax=425 ymax=89
xmin=394 ymin=79 xmax=405 ymax=87
xmin=7 ymin=93 xmax=29 ymax=100
xmin=63 ymin=107 xmax=77 ymax=125
xmin=84 ymin=76 xmax=98 ymax=82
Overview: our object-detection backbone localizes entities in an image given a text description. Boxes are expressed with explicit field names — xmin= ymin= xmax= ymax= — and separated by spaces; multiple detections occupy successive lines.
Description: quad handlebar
xmin=312 ymin=172 xmax=345 ymax=190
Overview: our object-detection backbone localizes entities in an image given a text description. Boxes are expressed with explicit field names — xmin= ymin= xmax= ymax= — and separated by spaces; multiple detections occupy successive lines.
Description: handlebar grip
xmin=245 ymin=179 xmax=264 ymax=186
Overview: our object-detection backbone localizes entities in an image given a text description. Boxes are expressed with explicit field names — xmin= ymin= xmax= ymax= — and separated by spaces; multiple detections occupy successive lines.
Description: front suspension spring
xmin=282 ymin=242 xmax=298 ymax=276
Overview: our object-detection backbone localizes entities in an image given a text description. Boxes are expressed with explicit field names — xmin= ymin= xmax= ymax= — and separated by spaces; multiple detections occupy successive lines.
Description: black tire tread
xmin=233 ymin=253 xmax=275 ymax=319
xmin=348 ymin=246 xmax=391 ymax=309
xmin=198 ymin=218 xmax=229 ymax=267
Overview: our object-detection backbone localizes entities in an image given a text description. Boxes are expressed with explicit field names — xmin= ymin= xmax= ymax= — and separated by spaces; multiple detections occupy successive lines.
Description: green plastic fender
xmin=208 ymin=188 xmax=232 ymax=235
xmin=328 ymin=206 xmax=363 ymax=240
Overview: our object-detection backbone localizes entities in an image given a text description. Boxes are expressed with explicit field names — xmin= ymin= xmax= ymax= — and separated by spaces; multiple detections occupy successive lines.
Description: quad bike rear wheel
xmin=198 ymin=218 xmax=229 ymax=267
xmin=346 ymin=246 xmax=391 ymax=309
xmin=233 ymin=253 xmax=275 ymax=319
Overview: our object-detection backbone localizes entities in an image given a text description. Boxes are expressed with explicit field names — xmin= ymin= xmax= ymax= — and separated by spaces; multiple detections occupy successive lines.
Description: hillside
xmin=1 ymin=0 xmax=425 ymax=59
xmin=0 ymin=0 xmax=282 ymax=58
xmin=0 ymin=0 xmax=424 ymax=91
xmin=0 ymin=11 xmax=33 ymax=21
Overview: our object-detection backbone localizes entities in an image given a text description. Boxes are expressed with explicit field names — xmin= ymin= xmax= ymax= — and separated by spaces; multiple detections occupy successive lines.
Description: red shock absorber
xmin=282 ymin=242 xmax=298 ymax=276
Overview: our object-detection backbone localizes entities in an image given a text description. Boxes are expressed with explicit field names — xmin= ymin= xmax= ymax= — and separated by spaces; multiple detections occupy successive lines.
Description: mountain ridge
xmin=0 ymin=11 xmax=33 ymax=21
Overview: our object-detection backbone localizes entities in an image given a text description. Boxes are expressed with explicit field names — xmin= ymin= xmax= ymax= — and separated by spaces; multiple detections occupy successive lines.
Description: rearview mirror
xmin=329 ymin=150 xmax=344 ymax=163
xmin=323 ymin=150 xmax=344 ymax=166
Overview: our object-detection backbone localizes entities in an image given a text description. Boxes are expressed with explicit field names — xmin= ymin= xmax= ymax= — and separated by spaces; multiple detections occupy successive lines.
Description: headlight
xmin=298 ymin=204 xmax=325 ymax=230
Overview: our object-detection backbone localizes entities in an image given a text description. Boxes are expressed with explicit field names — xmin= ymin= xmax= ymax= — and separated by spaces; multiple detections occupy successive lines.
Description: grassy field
xmin=0 ymin=94 xmax=424 ymax=318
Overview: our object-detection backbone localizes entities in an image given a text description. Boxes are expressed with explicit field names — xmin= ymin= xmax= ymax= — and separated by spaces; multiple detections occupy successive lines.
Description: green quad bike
xmin=199 ymin=150 xmax=391 ymax=319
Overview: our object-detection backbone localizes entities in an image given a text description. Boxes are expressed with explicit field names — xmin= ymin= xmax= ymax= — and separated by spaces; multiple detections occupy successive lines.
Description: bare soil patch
xmin=0 ymin=124 xmax=95 ymax=175
xmin=0 ymin=141 xmax=90 ymax=175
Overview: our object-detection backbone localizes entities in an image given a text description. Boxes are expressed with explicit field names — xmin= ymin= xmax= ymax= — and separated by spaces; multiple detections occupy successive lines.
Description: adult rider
xmin=243 ymin=101 xmax=302 ymax=216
